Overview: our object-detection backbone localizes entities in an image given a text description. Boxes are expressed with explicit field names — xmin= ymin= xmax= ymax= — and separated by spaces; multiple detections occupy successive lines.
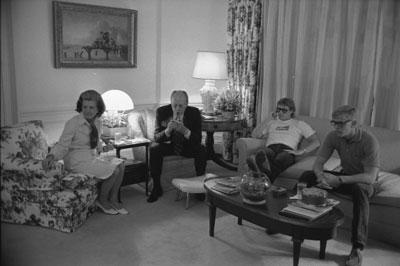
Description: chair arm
xmin=1 ymin=159 xmax=65 ymax=191
xmin=236 ymin=138 xmax=266 ymax=175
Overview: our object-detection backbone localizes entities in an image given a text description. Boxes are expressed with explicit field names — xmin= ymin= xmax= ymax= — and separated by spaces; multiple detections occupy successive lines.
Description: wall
xmin=9 ymin=0 xmax=227 ymax=141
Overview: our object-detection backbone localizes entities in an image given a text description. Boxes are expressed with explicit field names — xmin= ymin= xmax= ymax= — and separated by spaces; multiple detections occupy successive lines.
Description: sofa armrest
xmin=236 ymin=138 xmax=266 ymax=174
xmin=2 ymin=158 xmax=64 ymax=178
xmin=1 ymin=158 xmax=66 ymax=190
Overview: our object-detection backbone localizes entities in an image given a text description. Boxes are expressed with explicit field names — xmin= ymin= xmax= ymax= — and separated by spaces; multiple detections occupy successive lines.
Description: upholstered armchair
xmin=1 ymin=120 xmax=98 ymax=232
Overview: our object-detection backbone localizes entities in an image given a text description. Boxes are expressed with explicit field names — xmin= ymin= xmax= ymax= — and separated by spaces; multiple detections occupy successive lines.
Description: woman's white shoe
xmin=95 ymin=201 xmax=119 ymax=215
xmin=111 ymin=203 xmax=129 ymax=215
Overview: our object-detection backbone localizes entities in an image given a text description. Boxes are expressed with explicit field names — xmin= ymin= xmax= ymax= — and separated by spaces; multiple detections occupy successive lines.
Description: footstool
xmin=172 ymin=173 xmax=217 ymax=209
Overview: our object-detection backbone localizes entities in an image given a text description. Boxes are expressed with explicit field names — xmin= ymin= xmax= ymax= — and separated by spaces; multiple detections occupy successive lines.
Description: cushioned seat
xmin=1 ymin=120 xmax=99 ymax=232
xmin=172 ymin=173 xmax=217 ymax=209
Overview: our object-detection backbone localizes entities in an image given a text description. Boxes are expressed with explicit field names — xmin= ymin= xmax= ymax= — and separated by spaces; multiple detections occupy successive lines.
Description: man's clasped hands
xmin=165 ymin=118 xmax=190 ymax=136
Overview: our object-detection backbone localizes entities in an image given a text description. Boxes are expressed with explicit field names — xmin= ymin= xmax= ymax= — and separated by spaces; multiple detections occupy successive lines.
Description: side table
xmin=104 ymin=137 xmax=151 ymax=199
xmin=202 ymin=116 xmax=245 ymax=171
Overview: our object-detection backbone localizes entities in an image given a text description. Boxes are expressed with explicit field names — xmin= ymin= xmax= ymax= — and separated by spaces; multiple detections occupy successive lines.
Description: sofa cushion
xmin=375 ymin=171 xmax=400 ymax=198
xmin=278 ymin=155 xmax=341 ymax=180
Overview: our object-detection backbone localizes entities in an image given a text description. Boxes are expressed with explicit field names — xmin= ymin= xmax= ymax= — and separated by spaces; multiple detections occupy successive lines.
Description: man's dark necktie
xmin=88 ymin=120 xmax=99 ymax=149
xmin=172 ymin=131 xmax=185 ymax=155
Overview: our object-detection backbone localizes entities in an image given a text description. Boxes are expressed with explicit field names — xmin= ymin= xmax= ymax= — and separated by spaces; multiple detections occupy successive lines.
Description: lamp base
xmin=200 ymin=80 xmax=218 ymax=114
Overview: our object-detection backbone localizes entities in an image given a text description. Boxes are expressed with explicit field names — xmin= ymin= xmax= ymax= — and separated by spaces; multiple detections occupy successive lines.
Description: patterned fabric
xmin=225 ymin=0 xmax=262 ymax=162
xmin=1 ymin=120 xmax=49 ymax=168
xmin=227 ymin=0 xmax=262 ymax=129
xmin=1 ymin=120 xmax=99 ymax=233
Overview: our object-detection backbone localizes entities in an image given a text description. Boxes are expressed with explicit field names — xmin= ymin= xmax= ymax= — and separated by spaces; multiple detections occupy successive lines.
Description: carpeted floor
xmin=2 ymin=184 xmax=400 ymax=266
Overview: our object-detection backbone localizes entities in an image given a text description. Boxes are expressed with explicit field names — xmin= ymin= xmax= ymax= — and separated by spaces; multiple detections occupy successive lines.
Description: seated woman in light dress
xmin=42 ymin=90 xmax=127 ymax=215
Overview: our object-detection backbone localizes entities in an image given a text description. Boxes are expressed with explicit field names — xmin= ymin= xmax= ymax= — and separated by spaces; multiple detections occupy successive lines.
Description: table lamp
xmin=192 ymin=51 xmax=227 ymax=114
xmin=101 ymin=89 xmax=134 ymax=139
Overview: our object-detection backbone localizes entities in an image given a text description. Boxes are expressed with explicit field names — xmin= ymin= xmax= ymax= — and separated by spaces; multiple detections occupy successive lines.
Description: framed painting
xmin=53 ymin=1 xmax=137 ymax=68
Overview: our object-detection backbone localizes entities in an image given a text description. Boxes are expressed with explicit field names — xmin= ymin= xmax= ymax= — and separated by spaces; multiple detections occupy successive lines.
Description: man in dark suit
xmin=147 ymin=90 xmax=207 ymax=203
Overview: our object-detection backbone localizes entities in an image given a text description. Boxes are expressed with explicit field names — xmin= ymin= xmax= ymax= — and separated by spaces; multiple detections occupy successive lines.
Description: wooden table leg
xmin=319 ymin=240 xmax=327 ymax=259
xmin=292 ymin=237 xmax=303 ymax=266
xmin=209 ymin=204 xmax=216 ymax=237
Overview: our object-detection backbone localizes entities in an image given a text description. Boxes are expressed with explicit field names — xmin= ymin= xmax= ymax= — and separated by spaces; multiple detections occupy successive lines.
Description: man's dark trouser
xmin=299 ymin=170 xmax=375 ymax=250
xmin=150 ymin=142 xmax=207 ymax=190
xmin=254 ymin=143 xmax=295 ymax=182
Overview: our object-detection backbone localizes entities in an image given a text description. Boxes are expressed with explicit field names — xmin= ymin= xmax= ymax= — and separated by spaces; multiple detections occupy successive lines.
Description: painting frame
xmin=53 ymin=1 xmax=137 ymax=68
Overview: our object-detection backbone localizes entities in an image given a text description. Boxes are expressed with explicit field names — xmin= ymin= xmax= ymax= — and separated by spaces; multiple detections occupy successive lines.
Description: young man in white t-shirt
xmin=247 ymin=98 xmax=320 ymax=182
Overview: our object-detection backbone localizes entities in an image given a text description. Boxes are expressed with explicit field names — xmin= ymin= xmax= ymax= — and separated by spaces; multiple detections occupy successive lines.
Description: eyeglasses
xmin=330 ymin=119 xmax=352 ymax=127
xmin=276 ymin=107 xmax=290 ymax=113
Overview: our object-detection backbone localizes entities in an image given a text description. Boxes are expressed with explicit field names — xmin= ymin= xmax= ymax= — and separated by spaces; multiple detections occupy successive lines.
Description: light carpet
xmin=2 ymin=184 xmax=400 ymax=266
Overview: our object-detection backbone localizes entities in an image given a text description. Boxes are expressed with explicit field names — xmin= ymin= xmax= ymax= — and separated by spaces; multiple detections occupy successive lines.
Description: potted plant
xmin=101 ymin=111 xmax=129 ymax=137
xmin=214 ymin=89 xmax=242 ymax=119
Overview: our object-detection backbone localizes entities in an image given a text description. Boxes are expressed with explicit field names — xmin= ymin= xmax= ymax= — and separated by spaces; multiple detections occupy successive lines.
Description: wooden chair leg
xmin=185 ymin=192 xmax=190 ymax=209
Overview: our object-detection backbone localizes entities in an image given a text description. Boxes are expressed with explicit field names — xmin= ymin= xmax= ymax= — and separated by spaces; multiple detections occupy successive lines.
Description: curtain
xmin=223 ymin=0 xmax=263 ymax=163
xmin=260 ymin=0 xmax=400 ymax=130
xmin=227 ymin=0 xmax=263 ymax=129
xmin=1 ymin=0 xmax=18 ymax=126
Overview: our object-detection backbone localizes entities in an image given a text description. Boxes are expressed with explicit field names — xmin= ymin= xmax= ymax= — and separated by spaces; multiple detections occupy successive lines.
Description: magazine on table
xmin=215 ymin=176 xmax=241 ymax=188
xmin=280 ymin=198 xmax=340 ymax=221
xmin=211 ymin=183 xmax=240 ymax=195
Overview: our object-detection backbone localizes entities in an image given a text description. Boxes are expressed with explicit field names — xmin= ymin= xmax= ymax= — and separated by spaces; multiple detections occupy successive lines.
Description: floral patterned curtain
xmin=227 ymin=0 xmax=263 ymax=129
xmin=222 ymin=0 xmax=263 ymax=163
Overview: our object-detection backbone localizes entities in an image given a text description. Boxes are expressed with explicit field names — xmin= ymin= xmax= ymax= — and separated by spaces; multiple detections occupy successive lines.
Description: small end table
xmin=202 ymin=115 xmax=246 ymax=171
xmin=103 ymin=136 xmax=151 ymax=199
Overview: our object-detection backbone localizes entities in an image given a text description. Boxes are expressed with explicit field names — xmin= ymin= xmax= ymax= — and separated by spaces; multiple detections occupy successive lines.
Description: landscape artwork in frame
xmin=53 ymin=1 xmax=137 ymax=68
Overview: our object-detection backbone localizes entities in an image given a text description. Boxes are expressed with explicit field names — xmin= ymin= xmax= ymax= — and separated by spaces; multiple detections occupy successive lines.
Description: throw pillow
xmin=375 ymin=171 xmax=400 ymax=198
xmin=1 ymin=121 xmax=49 ymax=170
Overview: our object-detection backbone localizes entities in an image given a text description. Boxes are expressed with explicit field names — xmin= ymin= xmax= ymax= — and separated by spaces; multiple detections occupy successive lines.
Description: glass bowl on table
xmin=240 ymin=171 xmax=272 ymax=205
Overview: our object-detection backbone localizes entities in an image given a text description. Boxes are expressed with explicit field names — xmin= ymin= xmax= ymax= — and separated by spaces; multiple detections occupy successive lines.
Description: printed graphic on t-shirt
xmin=275 ymin=125 xmax=290 ymax=131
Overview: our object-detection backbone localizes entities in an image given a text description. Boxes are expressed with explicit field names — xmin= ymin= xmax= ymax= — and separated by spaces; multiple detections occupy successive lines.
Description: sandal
xmin=95 ymin=201 xmax=118 ymax=215
xmin=110 ymin=203 xmax=129 ymax=215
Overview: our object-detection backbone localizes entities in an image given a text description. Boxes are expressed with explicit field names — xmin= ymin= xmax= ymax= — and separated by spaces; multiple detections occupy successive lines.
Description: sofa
xmin=237 ymin=115 xmax=400 ymax=247
xmin=1 ymin=121 xmax=99 ymax=233
xmin=126 ymin=108 xmax=237 ymax=190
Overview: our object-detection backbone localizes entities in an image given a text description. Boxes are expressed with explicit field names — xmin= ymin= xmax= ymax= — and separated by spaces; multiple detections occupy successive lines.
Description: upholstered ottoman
xmin=172 ymin=173 xmax=217 ymax=209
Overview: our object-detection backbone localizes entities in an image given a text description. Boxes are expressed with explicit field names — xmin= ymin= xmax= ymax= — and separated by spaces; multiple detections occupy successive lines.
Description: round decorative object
xmin=240 ymin=171 xmax=272 ymax=205
xmin=221 ymin=111 xmax=235 ymax=120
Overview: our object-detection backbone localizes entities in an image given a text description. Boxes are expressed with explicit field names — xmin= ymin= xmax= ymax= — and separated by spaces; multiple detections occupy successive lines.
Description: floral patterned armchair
xmin=1 ymin=120 xmax=98 ymax=232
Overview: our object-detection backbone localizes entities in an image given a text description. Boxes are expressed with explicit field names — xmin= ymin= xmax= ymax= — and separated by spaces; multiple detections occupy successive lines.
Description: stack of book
xmin=280 ymin=198 xmax=340 ymax=221
xmin=211 ymin=177 xmax=241 ymax=195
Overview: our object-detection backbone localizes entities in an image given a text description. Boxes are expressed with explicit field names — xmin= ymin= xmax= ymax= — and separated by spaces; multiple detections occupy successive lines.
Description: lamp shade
xmin=192 ymin=51 xmax=227 ymax=80
xmin=101 ymin=90 xmax=134 ymax=111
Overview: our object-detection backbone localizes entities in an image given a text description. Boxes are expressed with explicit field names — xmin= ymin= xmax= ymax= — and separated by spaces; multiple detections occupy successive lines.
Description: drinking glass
xmin=114 ymin=132 xmax=122 ymax=144
xmin=297 ymin=182 xmax=307 ymax=199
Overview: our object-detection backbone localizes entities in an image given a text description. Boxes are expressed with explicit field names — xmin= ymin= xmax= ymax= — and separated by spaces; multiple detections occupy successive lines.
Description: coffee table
xmin=204 ymin=178 xmax=344 ymax=266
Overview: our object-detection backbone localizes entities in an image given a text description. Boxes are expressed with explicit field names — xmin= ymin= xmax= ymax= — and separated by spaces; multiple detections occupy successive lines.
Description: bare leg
xmin=99 ymin=175 xmax=116 ymax=209
xmin=109 ymin=163 xmax=125 ymax=208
